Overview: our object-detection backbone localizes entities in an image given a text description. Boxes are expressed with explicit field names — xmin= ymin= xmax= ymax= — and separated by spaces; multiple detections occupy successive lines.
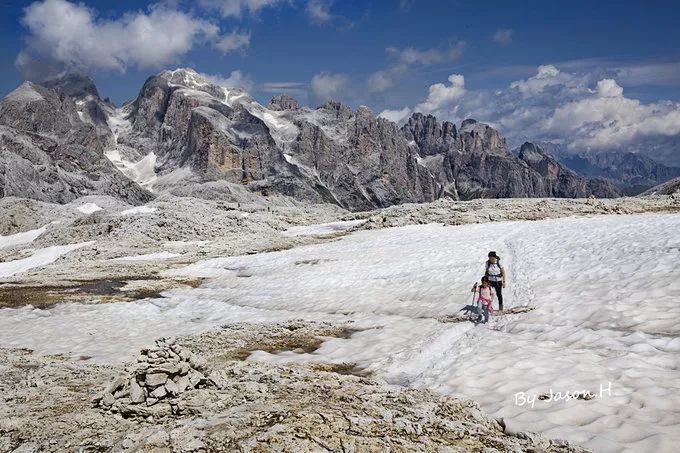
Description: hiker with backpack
xmin=484 ymin=251 xmax=506 ymax=311
xmin=471 ymin=276 xmax=496 ymax=323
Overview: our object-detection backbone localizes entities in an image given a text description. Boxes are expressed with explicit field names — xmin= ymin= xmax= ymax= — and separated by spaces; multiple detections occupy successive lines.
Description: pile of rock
xmin=93 ymin=337 xmax=209 ymax=418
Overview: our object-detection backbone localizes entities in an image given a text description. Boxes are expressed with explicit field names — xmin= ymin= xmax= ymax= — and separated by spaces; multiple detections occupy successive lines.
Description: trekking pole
xmin=470 ymin=282 xmax=479 ymax=320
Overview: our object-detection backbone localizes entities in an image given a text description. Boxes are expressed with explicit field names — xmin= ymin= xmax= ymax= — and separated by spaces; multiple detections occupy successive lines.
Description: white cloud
xmin=311 ymin=72 xmax=348 ymax=101
xmin=596 ymin=79 xmax=624 ymax=98
xmin=367 ymin=41 xmax=465 ymax=94
xmin=378 ymin=107 xmax=412 ymax=125
xmin=386 ymin=41 xmax=466 ymax=66
xmin=509 ymin=64 xmax=587 ymax=97
xmin=493 ymin=29 xmax=513 ymax=46
xmin=17 ymin=0 xmax=230 ymax=75
xmin=386 ymin=65 xmax=680 ymax=164
xmin=545 ymin=81 xmax=680 ymax=151
xmin=199 ymin=0 xmax=284 ymax=17
xmin=414 ymin=74 xmax=466 ymax=115
xmin=203 ymin=70 xmax=254 ymax=92
xmin=306 ymin=0 xmax=334 ymax=24
xmin=367 ymin=64 xmax=408 ymax=93
xmin=215 ymin=30 xmax=251 ymax=54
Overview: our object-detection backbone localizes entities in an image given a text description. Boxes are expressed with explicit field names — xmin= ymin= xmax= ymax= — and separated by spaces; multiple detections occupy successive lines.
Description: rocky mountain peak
xmin=159 ymin=68 xmax=207 ymax=87
xmin=355 ymin=105 xmax=374 ymax=119
xmin=0 ymin=81 xmax=81 ymax=135
xmin=401 ymin=112 xmax=456 ymax=156
xmin=2 ymin=81 xmax=46 ymax=104
xmin=319 ymin=101 xmax=353 ymax=120
xmin=517 ymin=142 xmax=546 ymax=163
xmin=41 ymin=73 xmax=100 ymax=100
xmin=267 ymin=94 xmax=301 ymax=111
xmin=458 ymin=118 xmax=505 ymax=152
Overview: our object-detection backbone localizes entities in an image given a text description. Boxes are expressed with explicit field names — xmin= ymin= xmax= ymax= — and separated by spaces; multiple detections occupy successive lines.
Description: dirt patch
xmin=309 ymin=362 xmax=373 ymax=377
xmin=0 ymin=276 xmax=204 ymax=309
xmin=227 ymin=326 xmax=359 ymax=361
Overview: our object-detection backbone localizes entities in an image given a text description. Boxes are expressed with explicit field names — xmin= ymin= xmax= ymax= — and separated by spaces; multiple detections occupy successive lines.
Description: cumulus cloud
xmin=199 ymin=0 xmax=284 ymax=17
xmin=493 ymin=29 xmax=513 ymax=45
xmin=215 ymin=30 xmax=251 ymax=54
xmin=17 ymin=0 xmax=234 ymax=77
xmin=544 ymin=80 xmax=680 ymax=152
xmin=311 ymin=71 xmax=348 ymax=101
xmin=509 ymin=64 xmax=587 ymax=97
xmin=203 ymin=70 xmax=255 ymax=92
xmin=385 ymin=65 xmax=680 ymax=164
xmin=414 ymin=74 xmax=466 ymax=115
xmin=378 ymin=107 xmax=412 ymax=125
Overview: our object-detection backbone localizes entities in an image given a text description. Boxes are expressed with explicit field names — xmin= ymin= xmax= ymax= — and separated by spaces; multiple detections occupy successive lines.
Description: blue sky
xmin=2 ymin=0 xmax=680 ymax=163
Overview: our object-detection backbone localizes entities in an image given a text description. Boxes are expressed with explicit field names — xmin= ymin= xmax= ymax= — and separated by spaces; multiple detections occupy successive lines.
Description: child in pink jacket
xmin=471 ymin=276 xmax=496 ymax=324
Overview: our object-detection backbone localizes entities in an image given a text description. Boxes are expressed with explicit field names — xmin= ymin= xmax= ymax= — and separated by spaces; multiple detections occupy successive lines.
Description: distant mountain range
xmin=4 ymin=68 xmax=676 ymax=210
xmin=517 ymin=142 xmax=680 ymax=195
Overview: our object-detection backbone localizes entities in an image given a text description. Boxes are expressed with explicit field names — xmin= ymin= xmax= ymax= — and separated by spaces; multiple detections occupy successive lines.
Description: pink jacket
xmin=475 ymin=286 xmax=496 ymax=310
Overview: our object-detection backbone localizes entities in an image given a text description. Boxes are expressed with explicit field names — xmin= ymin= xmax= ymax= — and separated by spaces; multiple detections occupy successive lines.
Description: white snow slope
xmin=0 ymin=242 xmax=94 ymax=278
xmin=0 ymin=225 xmax=48 ymax=249
xmin=0 ymin=214 xmax=679 ymax=452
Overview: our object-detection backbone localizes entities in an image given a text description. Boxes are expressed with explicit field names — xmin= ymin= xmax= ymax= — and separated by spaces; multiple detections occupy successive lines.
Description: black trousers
xmin=490 ymin=280 xmax=504 ymax=310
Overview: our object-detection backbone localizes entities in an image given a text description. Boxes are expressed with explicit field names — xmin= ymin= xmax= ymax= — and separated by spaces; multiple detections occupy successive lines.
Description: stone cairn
xmin=93 ymin=337 xmax=209 ymax=418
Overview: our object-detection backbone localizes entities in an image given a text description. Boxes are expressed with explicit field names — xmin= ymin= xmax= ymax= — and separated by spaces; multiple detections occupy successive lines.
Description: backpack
xmin=485 ymin=259 xmax=502 ymax=278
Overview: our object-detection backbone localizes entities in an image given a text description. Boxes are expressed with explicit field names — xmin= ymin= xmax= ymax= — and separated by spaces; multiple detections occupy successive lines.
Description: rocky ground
xmin=1 ymin=321 xmax=589 ymax=453
xmin=1 ymin=193 xmax=679 ymax=452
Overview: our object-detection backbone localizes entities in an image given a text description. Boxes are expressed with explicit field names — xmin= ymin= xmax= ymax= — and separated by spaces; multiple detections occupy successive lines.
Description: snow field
xmin=76 ymin=203 xmax=103 ymax=214
xmin=0 ymin=213 xmax=678 ymax=451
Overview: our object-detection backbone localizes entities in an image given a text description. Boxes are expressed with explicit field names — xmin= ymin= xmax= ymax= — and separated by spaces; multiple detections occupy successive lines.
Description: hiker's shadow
xmin=460 ymin=304 xmax=479 ymax=316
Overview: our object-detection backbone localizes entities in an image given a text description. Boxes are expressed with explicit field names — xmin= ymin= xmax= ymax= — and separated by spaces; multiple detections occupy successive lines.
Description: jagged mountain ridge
xmin=0 ymin=81 xmax=152 ymax=204
xmin=525 ymin=141 xmax=680 ymax=193
xmin=1 ymin=68 xmax=624 ymax=209
xmin=402 ymin=113 xmax=621 ymax=199
xmin=107 ymin=68 xmax=440 ymax=210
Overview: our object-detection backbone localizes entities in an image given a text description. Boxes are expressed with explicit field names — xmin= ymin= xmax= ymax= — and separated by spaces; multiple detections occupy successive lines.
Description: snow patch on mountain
xmin=76 ymin=203 xmax=103 ymax=214
xmin=120 ymin=206 xmax=157 ymax=216
xmin=283 ymin=220 xmax=368 ymax=237
xmin=0 ymin=225 xmax=49 ymax=249
xmin=0 ymin=241 xmax=94 ymax=278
